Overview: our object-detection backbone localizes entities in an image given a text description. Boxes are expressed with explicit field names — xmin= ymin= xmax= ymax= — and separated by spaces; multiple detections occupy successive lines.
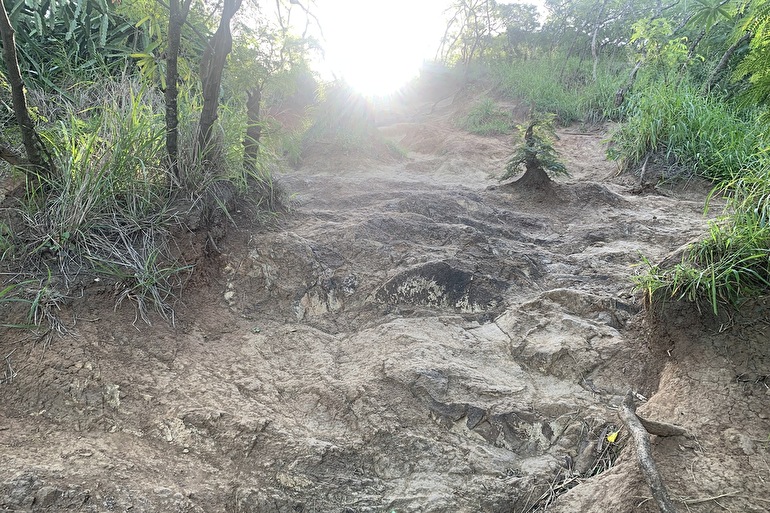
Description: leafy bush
xmin=460 ymin=98 xmax=514 ymax=135
xmin=502 ymin=114 xmax=567 ymax=182
xmin=610 ymin=82 xmax=765 ymax=181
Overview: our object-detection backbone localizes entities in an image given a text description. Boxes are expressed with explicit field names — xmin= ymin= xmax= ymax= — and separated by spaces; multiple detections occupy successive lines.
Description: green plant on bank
xmin=0 ymin=268 xmax=67 ymax=332
xmin=501 ymin=113 xmax=567 ymax=182
xmin=609 ymin=81 xmax=765 ymax=181
xmin=460 ymin=97 xmax=514 ymax=135
xmin=635 ymin=164 xmax=770 ymax=314
xmin=384 ymin=139 xmax=408 ymax=158
xmin=4 ymin=81 xmax=190 ymax=326
xmin=492 ymin=57 xmax=625 ymax=125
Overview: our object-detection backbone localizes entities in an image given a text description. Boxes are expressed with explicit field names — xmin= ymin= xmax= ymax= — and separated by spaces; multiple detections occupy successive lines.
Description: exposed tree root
xmin=638 ymin=415 xmax=690 ymax=439
xmin=619 ymin=391 xmax=679 ymax=513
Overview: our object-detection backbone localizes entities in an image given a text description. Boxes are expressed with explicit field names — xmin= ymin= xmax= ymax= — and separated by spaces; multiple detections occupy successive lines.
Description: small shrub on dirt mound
xmin=501 ymin=114 xmax=567 ymax=186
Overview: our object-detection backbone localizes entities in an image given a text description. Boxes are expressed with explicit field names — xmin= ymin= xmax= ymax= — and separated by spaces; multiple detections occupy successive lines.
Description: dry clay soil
xmin=2 ymin=84 xmax=770 ymax=512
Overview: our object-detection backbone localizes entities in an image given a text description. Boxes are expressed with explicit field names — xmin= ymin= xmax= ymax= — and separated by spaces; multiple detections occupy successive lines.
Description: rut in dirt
xmin=1 ymin=90 xmax=735 ymax=513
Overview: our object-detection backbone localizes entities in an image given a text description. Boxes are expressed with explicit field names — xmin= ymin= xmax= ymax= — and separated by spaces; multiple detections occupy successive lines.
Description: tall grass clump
xmin=493 ymin=57 xmax=624 ymax=124
xmin=460 ymin=97 xmax=514 ymax=135
xmin=635 ymin=162 xmax=770 ymax=314
xmin=5 ymin=81 xmax=191 ymax=326
xmin=610 ymin=82 xmax=765 ymax=182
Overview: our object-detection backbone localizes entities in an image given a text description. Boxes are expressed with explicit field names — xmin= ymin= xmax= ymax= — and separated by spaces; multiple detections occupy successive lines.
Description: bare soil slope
xmin=2 ymin=85 xmax=768 ymax=512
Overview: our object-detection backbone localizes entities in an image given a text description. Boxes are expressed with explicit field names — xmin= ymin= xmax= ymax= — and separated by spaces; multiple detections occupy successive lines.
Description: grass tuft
xmin=635 ymin=164 xmax=770 ymax=314
xmin=4 ymin=80 xmax=189 ymax=326
xmin=609 ymin=82 xmax=765 ymax=182
xmin=460 ymin=97 xmax=514 ymax=135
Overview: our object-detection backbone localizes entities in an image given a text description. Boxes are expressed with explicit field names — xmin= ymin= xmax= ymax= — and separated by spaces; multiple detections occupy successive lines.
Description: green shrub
xmin=460 ymin=98 xmax=514 ymax=135
xmin=502 ymin=114 xmax=567 ymax=182
xmin=610 ymin=82 xmax=765 ymax=181
xmin=635 ymin=163 xmax=770 ymax=314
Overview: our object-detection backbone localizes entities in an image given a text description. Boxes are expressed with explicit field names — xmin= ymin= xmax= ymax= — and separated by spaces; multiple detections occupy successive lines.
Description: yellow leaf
xmin=606 ymin=431 xmax=619 ymax=443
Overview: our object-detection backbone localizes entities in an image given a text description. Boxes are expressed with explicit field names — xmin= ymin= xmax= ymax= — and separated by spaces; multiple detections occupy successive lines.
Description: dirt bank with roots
xmin=1 ymin=83 xmax=768 ymax=512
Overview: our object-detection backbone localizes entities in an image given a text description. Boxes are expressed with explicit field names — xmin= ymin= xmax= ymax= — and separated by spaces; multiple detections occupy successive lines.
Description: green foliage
xmin=493 ymin=57 xmax=624 ymax=124
xmin=629 ymin=17 xmax=690 ymax=85
xmin=609 ymin=82 xmax=764 ymax=181
xmin=5 ymin=0 xmax=139 ymax=89
xmin=501 ymin=114 xmax=567 ymax=180
xmin=5 ymin=81 xmax=190 ymax=324
xmin=498 ymin=2 xmax=540 ymax=59
xmin=687 ymin=0 xmax=736 ymax=31
xmin=460 ymin=98 xmax=514 ymax=135
xmin=635 ymin=164 xmax=770 ymax=314
xmin=734 ymin=0 xmax=770 ymax=106
xmin=384 ymin=139 xmax=408 ymax=158
xmin=303 ymin=82 xmax=376 ymax=150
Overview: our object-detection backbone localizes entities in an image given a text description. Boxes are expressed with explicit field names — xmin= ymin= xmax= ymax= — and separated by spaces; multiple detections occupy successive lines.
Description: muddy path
xmin=2 ymin=90 xmax=769 ymax=512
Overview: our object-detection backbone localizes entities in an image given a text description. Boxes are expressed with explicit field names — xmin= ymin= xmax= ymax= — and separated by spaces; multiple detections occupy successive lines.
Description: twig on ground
xmin=680 ymin=491 xmax=738 ymax=505
xmin=2 ymin=348 xmax=16 ymax=384
xmin=620 ymin=391 xmax=678 ymax=513
xmin=639 ymin=153 xmax=651 ymax=185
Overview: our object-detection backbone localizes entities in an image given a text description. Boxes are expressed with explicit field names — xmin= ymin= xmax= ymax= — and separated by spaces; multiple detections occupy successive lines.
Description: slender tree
xmin=243 ymin=87 xmax=262 ymax=172
xmin=165 ymin=0 xmax=194 ymax=181
xmin=0 ymin=0 xmax=53 ymax=177
xmin=198 ymin=0 xmax=243 ymax=157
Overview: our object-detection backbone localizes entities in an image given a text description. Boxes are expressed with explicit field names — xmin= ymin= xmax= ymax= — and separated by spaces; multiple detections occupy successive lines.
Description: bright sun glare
xmin=316 ymin=1 xmax=449 ymax=97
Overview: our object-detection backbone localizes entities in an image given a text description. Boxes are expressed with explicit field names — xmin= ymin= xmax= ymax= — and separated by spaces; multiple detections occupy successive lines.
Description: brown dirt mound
xmin=2 ymin=81 xmax=766 ymax=512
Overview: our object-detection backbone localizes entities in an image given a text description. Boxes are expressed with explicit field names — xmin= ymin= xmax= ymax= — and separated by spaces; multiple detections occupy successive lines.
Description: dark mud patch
xmin=374 ymin=261 xmax=508 ymax=313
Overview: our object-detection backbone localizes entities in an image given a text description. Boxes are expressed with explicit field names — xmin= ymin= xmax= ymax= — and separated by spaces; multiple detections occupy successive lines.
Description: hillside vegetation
xmin=1 ymin=0 xmax=769 ymax=330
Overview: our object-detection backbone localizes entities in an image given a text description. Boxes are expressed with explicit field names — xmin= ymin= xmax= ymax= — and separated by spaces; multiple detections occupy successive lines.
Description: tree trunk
xmin=591 ymin=0 xmax=609 ymax=82
xmin=243 ymin=87 xmax=262 ymax=173
xmin=516 ymin=124 xmax=551 ymax=188
xmin=615 ymin=60 xmax=643 ymax=107
xmin=165 ymin=0 xmax=193 ymax=182
xmin=197 ymin=0 xmax=242 ymax=158
xmin=0 ymin=0 xmax=53 ymax=178
xmin=702 ymin=31 xmax=752 ymax=95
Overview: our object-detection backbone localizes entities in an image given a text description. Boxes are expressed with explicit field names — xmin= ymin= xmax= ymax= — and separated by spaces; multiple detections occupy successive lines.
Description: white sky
xmin=313 ymin=0 xmax=449 ymax=94
xmin=309 ymin=0 xmax=545 ymax=95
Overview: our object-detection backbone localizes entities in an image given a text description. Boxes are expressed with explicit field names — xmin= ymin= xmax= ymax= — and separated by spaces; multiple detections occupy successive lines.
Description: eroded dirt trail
xmin=2 ymin=91 xmax=769 ymax=512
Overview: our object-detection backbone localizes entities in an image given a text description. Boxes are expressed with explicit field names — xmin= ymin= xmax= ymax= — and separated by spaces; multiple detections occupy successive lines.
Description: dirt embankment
xmin=2 ymin=84 xmax=768 ymax=512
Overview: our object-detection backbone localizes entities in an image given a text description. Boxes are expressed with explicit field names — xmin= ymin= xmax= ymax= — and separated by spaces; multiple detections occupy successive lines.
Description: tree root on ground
xmin=619 ymin=391 xmax=682 ymax=513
